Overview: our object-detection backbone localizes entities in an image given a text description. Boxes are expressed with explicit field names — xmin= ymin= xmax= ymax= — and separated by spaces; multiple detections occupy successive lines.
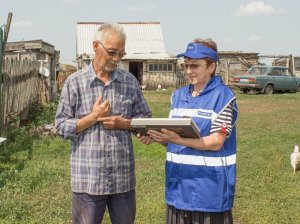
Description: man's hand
xmin=98 ymin=115 xmax=131 ymax=130
xmin=76 ymin=96 xmax=110 ymax=133
xmin=91 ymin=96 xmax=110 ymax=119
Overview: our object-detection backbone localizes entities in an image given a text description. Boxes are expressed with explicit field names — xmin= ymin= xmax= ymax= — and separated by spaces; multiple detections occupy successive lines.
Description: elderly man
xmin=55 ymin=23 xmax=151 ymax=224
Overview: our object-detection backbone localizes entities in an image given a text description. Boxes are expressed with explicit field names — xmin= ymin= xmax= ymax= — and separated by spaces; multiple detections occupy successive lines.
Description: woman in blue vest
xmin=145 ymin=38 xmax=238 ymax=224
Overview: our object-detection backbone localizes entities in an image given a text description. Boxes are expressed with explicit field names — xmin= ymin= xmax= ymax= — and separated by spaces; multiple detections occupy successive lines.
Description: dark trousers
xmin=166 ymin=205 xmax=233 ymax=224
xmin=72 ymin=189 xmax=136 ymax=224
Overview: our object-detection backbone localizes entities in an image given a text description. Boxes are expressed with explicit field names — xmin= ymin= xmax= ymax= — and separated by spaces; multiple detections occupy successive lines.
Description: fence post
xmin=0 ymin=27 xmax=3 ymax=136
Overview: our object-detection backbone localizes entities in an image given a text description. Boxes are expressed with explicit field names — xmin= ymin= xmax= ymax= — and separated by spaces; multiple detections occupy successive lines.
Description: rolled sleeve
xmin=56 ymin=115 xmax=79 ymax=141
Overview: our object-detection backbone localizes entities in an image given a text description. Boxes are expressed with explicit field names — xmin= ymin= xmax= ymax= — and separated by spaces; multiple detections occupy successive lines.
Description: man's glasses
xmin=97 ymin=40 xmax=127 ymax=58
xmin=182 ymin=63 xmax=207 ymax=70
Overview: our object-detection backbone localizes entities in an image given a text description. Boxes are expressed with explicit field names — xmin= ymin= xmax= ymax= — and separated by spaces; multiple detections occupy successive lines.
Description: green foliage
xmin=28 ymin=101 xmax=58 ymax=126
xmin=0 ymin=115 xmax=33 ymax=189
xmin=0 ymin=101 xmax=59 ymax=215
xmin=0 ymin=91 xmax=300 ymax=223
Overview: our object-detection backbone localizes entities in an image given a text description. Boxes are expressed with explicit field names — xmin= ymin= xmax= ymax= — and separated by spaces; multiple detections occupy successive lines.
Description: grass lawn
xmin=0 ymin=90 xmax=300 ymax=223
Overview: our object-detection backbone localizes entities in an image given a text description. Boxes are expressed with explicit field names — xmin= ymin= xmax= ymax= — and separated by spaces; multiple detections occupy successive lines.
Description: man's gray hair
xmin=95 ymin=23 xmax=126 ymax=42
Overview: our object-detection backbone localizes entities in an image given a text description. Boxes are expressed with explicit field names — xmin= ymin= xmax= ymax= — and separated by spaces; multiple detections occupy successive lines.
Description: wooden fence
xmin=142 ymin=70 xmax=189 ymax=90
xmin=1 ymin=53 xmax=40 ymax=135
xmin=175 ymin=70 xmax=189 ymax=89
xmin=57 ymin=70 xmax=75 ymax=91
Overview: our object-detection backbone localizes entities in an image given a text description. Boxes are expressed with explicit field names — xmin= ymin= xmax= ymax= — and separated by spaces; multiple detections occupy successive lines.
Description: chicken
xmin=157 ymin=84 xmax=162 ymax=91
xmin=291 ymin=145 xmax=300 ymax=175
xmin=141 ymin=84 xmax=146 ymax=91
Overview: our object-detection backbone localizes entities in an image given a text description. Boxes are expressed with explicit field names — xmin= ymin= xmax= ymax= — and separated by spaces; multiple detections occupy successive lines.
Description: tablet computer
xmin=131 ymin=118 xmax=201 ymax=138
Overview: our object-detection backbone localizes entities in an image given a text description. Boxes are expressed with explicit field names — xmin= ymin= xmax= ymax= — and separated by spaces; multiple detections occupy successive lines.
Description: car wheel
xmin=297 ymin=85 xmax=300 ymax=92
xmin=264 ymin=84 xmax=274 ymax=95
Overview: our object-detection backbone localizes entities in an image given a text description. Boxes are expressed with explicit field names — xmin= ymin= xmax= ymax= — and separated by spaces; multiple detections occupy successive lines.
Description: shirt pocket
xmin=111 ymin=95 xmax=133 ymax=117
xmin=75 ymin=100 xmax=93 ymax=118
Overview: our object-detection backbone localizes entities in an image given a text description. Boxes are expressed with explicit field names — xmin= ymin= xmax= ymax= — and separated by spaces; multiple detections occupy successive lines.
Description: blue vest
xmin=166 ymin=75 xmax=238 ymax=212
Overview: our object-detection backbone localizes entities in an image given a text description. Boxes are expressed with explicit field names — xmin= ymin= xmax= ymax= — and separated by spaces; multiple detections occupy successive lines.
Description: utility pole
xmin=3 ymin=12 xmax=12 ymax=50
xmin=0 ymin=12 xmax=13 ymax=136
xmin=0 ymin=21 xmax=4 ymax=136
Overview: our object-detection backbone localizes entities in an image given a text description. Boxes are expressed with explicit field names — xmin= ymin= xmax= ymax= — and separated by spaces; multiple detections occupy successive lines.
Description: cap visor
xmin=177 ymin=52 xmax=206 ymax=59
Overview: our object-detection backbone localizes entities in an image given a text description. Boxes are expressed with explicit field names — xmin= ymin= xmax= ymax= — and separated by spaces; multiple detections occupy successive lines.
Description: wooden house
xmin=5 ymin=39 xmax=59 ymax=102
xmin=76 ymin=22 xmax=178 ymax=90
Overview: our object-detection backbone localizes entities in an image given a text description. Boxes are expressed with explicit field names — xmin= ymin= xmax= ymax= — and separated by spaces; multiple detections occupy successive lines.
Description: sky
xmin=1 ymin=0 xmax=300 ymax=65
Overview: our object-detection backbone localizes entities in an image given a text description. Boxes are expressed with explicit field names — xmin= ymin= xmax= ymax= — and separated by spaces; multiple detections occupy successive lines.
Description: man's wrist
xmin=87 ymin=112 xmax=98 ymax=125
xmin=120 ymin=117 xmax=132 ymax=130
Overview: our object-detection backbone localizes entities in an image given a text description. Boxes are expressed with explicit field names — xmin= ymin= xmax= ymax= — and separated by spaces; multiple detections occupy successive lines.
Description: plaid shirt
xmin=55 ymin=63 xmax=151 ymax=195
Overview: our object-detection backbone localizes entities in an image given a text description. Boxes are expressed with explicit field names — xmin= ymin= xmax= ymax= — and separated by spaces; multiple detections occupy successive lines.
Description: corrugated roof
xmin=219 ymin=51 xmax=258 ymax=55
xmin=76 ymin=22 xmax=175 ymax=60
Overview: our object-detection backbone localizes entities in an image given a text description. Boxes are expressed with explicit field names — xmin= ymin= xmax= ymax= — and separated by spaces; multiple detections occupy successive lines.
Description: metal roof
xmin=219 ymin=51 xmax=259 ymax=55
xmin=76 ymin=22 xmax=175 ymax=60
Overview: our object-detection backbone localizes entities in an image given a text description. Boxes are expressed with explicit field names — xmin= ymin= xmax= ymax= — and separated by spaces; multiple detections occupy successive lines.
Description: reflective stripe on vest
xmin=166 ymin=152 xmax=236 ymax=167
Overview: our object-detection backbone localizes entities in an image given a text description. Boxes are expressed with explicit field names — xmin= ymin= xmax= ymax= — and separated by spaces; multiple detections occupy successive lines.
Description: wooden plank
xmin=1 ymin=54 xmax=40 ymax=132
xmin=25 ymin=42 xmax=54 ymax=54
xmin=6 ymin=41 xmax=55 ymax=55
xmin=5 ymin=42 xmax=26 ymax=52
xmin=25 ymin=42 xmax=42 ymax=49
xmin=40 ymin=44 xmax=54 ymax=54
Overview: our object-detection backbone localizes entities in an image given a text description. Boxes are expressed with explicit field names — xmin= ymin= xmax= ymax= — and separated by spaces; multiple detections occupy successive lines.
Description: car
xmin=233 ymin=66 xmax=300 ymax=94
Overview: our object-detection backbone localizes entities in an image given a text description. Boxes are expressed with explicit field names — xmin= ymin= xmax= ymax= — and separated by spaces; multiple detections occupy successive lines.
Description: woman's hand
xmin=148 ymin=129 xmax=226 ymax=152
xmin=136 ymin=134 xmax=155 ymax=145
xmin=147 ymin=129 xmax=181 ymax=144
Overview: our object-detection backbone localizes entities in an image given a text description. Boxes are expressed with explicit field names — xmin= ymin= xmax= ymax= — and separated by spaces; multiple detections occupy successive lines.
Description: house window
xmin=158 ymin=64 xmax=163 ymax=71
xmin=149 ymin=64 xmax=154 ymax=71
xmin=148 ymin=63 xmax=173 ymax=72
xmin=163 ymin=64 xmax=168 ymax=71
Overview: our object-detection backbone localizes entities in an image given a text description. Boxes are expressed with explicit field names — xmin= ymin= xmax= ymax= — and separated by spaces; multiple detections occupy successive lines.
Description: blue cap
xmin=177 ymin=42 xmax=219 ymax=62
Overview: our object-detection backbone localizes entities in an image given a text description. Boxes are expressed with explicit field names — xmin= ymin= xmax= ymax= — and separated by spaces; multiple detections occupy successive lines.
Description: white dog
xmin=291 ymin=145 xmax=300 ymax=175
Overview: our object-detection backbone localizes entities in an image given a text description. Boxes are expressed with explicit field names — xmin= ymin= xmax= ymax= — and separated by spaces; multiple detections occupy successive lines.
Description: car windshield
xmin=247 ymin=67 xmax=268 ymax=75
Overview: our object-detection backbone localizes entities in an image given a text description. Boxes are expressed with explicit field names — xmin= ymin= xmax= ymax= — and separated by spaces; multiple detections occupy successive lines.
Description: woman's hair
xmin=193 ymin=38 xmax=218 ymax=74
xmin=95 ymin=23 xmax=126 ymax=43
xmin=193 ymin=38 xmax=218 ymax=52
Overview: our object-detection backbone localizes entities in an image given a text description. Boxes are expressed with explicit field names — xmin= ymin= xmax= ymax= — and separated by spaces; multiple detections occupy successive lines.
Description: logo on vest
xmin=197 ymin=111 xmax=212 ymax=117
